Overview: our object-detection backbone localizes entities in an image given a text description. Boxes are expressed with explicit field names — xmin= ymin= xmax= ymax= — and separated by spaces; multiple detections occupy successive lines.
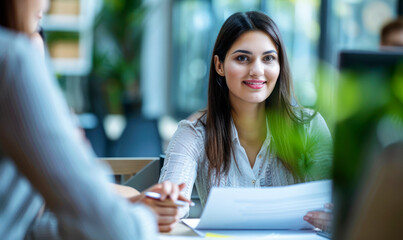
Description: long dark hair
xmin=204 ymin=11 xmax=314 ymax=183
xmin=0 ymin=1 xmax=25 ymax=32
xmin=380 ymin=17 xmax=403 ymax=45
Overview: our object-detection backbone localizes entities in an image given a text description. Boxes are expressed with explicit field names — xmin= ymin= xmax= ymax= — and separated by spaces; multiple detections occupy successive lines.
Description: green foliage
xmin=268 ymin=108 xmax=322 ymax=182
xmin=314 ymin=61 xmax=338 ymax=133
xmin=91 ymin=0 xmax=148 ymax=113
xmin=315 ymin=59 xmax=403 ymax=188
xmin=333 ymin=62 xmax=403 ymax=192
xmin=45 ymin=31 xmax=80 ymax=43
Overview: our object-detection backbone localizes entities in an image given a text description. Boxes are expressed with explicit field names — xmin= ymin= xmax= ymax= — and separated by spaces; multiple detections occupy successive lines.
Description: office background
xmin=42 ymin=0 xmax=402 ymax=157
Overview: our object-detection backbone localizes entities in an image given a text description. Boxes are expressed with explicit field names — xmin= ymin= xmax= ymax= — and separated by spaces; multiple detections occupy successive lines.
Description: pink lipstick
xmin=242 ymin=80 xmax=266 ymax=89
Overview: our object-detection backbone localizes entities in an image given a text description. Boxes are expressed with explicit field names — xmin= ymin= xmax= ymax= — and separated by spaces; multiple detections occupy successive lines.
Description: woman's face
xmin=21 ymin=0 xmax=48 ymax=34
xmin=215 ymin=30 xmax=280 ymax=108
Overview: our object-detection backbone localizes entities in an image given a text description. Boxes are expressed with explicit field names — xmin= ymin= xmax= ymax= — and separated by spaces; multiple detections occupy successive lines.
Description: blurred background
xmin=41 ymin=0 xmax=402 ymax=158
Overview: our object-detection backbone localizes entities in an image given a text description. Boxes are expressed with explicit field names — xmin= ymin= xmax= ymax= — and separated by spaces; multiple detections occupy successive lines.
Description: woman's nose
xmin=249 ymin=60 xmax=264 ymax=77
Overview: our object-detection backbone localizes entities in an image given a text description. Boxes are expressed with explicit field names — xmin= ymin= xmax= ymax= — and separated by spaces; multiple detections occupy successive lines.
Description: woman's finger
xmin=159 ymin=181 xmax=173 ymax=201
xmin=178 ymin=183 xmax=186 ymax=191
xmin=169 ymin=183 xmax=180 ymax=202
xmin=313 ymin=211 xmax=332 ymax=221
xmin=153 ymin=205 xmax=179 ymax=216
xmin=142 ymin=197 xmax=175 ymax=207
xmin=157 ymin=215 xmax=178 ymax=225
xmin=158 ymin=222 xmax=176 ymax=233
xmin=145 ymin=183 xmax=162 ymax=193
xmin=305 ymin=211 xmax=332 ymax=220
xmin=303 ymin=211 xmax=332 ymax=230
xmin=153 ymin=199 xmax=183 ymax=208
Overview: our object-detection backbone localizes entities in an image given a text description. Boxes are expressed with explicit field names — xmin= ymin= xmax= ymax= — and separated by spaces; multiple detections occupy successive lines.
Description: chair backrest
xmin=100 ymin=157 xmax=158 ymax=176
xmin=125 ymin=155 xmax=203 ymax=218
xmin=123 ymin=155 xmax=165 ymax=192
xmin=108 ymin=115 xmax=162 ymax=157
xmin=81 ymin=113 xmax=109 ymax=157
xmin=101 ymin=155 xmax=165 ymax=192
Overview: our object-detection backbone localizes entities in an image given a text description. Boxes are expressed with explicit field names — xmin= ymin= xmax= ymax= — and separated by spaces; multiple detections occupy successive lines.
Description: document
xmin=183 ymin=180 xmax=332 ymax=231
xmin=159 ymin=231 xmax=325 ymax=240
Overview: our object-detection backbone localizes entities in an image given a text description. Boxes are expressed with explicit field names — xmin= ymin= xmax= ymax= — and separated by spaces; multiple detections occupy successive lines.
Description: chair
xmin=108 ymin=115 xmax=162 ymax=157
xmin=100 ymin=156 xmax=160 ymax=187
xmin=80 ymin=113 xmax=109 ymax=157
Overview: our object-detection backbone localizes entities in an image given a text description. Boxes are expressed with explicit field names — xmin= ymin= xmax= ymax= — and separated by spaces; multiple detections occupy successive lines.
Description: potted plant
xmin=91 ymin=0 xmax=147 ymax=115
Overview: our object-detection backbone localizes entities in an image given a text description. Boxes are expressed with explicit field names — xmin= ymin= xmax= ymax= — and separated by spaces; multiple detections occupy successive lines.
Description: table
xmin=161 ymin=222 xmax=198 ymax=237
xmin=158 ymin=220 xmax=328 ymax=239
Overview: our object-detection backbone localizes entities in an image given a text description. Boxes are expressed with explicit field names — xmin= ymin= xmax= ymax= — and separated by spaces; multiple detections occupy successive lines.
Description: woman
xmin=159 ymin=11 xmax=332 ymax=229
xmin=0 ymin=0 xmax=187 ymax=239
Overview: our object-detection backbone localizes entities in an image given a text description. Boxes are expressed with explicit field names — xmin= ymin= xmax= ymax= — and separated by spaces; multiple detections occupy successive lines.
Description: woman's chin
xmin=29 ymin=20 xmax=40 ymax=33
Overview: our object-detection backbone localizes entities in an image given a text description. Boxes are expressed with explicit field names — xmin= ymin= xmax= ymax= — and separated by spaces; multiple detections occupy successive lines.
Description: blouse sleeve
xmin=159 ymin=120 xmax=204 ymax=217
xmin=0 ymin=32 xmax=156 ymax=239
xmin=305 ymin=112 xmax=333 ymax=181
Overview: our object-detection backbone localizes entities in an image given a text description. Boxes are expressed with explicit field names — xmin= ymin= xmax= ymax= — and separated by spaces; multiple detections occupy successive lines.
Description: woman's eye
xmin=236 ymin=55 xmax=249 ymax=62
xmin=264 ymin=55 xmax=275 ymax=62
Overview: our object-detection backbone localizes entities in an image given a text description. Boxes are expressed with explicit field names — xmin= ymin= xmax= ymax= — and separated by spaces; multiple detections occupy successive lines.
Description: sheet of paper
xmin=159 ymin=230 xmax=326 ymax=240
xmin=182 ymin=219 xmax=326 ymax=239
xmin=185 ymin=180 xmax=332 ymax=230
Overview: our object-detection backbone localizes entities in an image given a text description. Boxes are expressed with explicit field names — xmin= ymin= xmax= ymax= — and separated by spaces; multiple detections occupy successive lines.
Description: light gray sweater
xmin=0 ymin=27 xmax=156 ymax=240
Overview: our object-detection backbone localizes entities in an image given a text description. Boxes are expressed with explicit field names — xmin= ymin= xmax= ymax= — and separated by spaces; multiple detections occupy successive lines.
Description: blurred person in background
xmin=380 ymin=17 xmax=403 ymax=47
xmin=159 ymin=11 xmax=333 ymax=231
xmin=0 ymin=0 xmax=188 ymax=239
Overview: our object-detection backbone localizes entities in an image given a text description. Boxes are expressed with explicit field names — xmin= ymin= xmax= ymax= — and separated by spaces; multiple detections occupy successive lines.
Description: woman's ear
xmin=214 ymin=55 xmax=225 ymax=77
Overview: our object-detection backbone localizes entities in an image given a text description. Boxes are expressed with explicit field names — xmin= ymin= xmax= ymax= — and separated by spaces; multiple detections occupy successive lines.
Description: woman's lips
xmin=242 ymin=80 xmax=266 ymax=89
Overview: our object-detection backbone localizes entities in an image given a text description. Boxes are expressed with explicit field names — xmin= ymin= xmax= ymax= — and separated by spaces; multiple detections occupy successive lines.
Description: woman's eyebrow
xmin=231 ymin=49 xmax=252 ymax=55
xmin=263 ymin=50 xmax=278 ymax=55
xmin=231 ymin=49 xmax=278 ymax=55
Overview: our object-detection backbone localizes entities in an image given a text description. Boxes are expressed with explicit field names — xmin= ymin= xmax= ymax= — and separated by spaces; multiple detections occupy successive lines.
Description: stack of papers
xmin=183 ymin=180 xmax=332 ymax=232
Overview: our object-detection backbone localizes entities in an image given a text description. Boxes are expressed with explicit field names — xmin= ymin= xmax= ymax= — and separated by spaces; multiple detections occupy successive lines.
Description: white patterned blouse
xmin=159 ymin=111 xmax=333 ymax=217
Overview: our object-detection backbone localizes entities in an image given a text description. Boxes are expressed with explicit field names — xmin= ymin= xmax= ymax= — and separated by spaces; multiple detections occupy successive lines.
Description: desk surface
xmin=158 ymin=221 xmax=327 ymax=239
xmin=160 ymin=222 xmax=198 ymax=237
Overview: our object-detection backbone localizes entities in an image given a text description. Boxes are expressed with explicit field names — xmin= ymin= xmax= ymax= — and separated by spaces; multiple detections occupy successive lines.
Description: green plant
xmin=91 ymin=0 xmax=147 ymax=114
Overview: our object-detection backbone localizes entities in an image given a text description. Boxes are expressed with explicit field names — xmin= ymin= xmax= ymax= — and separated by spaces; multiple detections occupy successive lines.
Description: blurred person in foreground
xmin=305 ymin=16 xmax=403 ymax=236
xmin=0 ymin=0 xmax=189 ymax=239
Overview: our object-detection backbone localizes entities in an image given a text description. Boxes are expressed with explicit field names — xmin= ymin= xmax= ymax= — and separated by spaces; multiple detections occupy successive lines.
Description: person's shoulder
xmin=292 ymin=107 xmax=328 ymax=131
xmin=298 ymin=108 xmax=331 ymax=138
xmin=307 ymin=109 xmax=327 ymax=128
xmin=167 ymin=115 xmax=206 ymax=154
xmin=294 ymin=108 xmax=324 ymax=123
xmin=0 ymin=28 xmax=37 ymax=92
xmin=177 ymin=114 xmax=207 ymax=137
xmin=0 ymin=27 xmax=33 ymax=61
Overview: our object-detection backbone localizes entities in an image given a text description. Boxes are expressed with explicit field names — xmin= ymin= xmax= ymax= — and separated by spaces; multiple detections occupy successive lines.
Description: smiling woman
xmin=215 ymin=30 xmax=280 ymax=107
xmin=159 ymin=11 xmax=333 ymax=229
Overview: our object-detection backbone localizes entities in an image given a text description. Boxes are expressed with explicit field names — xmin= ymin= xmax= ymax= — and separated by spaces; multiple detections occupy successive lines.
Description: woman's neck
xmin=231 ymin=102 xmax=266 ymax=142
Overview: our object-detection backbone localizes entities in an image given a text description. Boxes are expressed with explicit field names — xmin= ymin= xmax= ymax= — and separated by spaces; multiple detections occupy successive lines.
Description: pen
xmin=144 ymin=192 xmax=195 ymax=207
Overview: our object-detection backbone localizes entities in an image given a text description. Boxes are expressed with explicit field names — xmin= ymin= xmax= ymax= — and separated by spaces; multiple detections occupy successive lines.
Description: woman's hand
xmin=129 ymin=181 xmax=190 ymax=232
xmin=303 ymin=203 xmax=333 ymax=232
xmin=111 ymin=183 xmax=140 ymax=199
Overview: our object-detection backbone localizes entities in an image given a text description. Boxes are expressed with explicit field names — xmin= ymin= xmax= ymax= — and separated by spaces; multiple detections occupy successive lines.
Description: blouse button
xmin=252 ymin=180 xmax=256 ymax=184
xmin=258 ymin=155 xmax=262 ymax=159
